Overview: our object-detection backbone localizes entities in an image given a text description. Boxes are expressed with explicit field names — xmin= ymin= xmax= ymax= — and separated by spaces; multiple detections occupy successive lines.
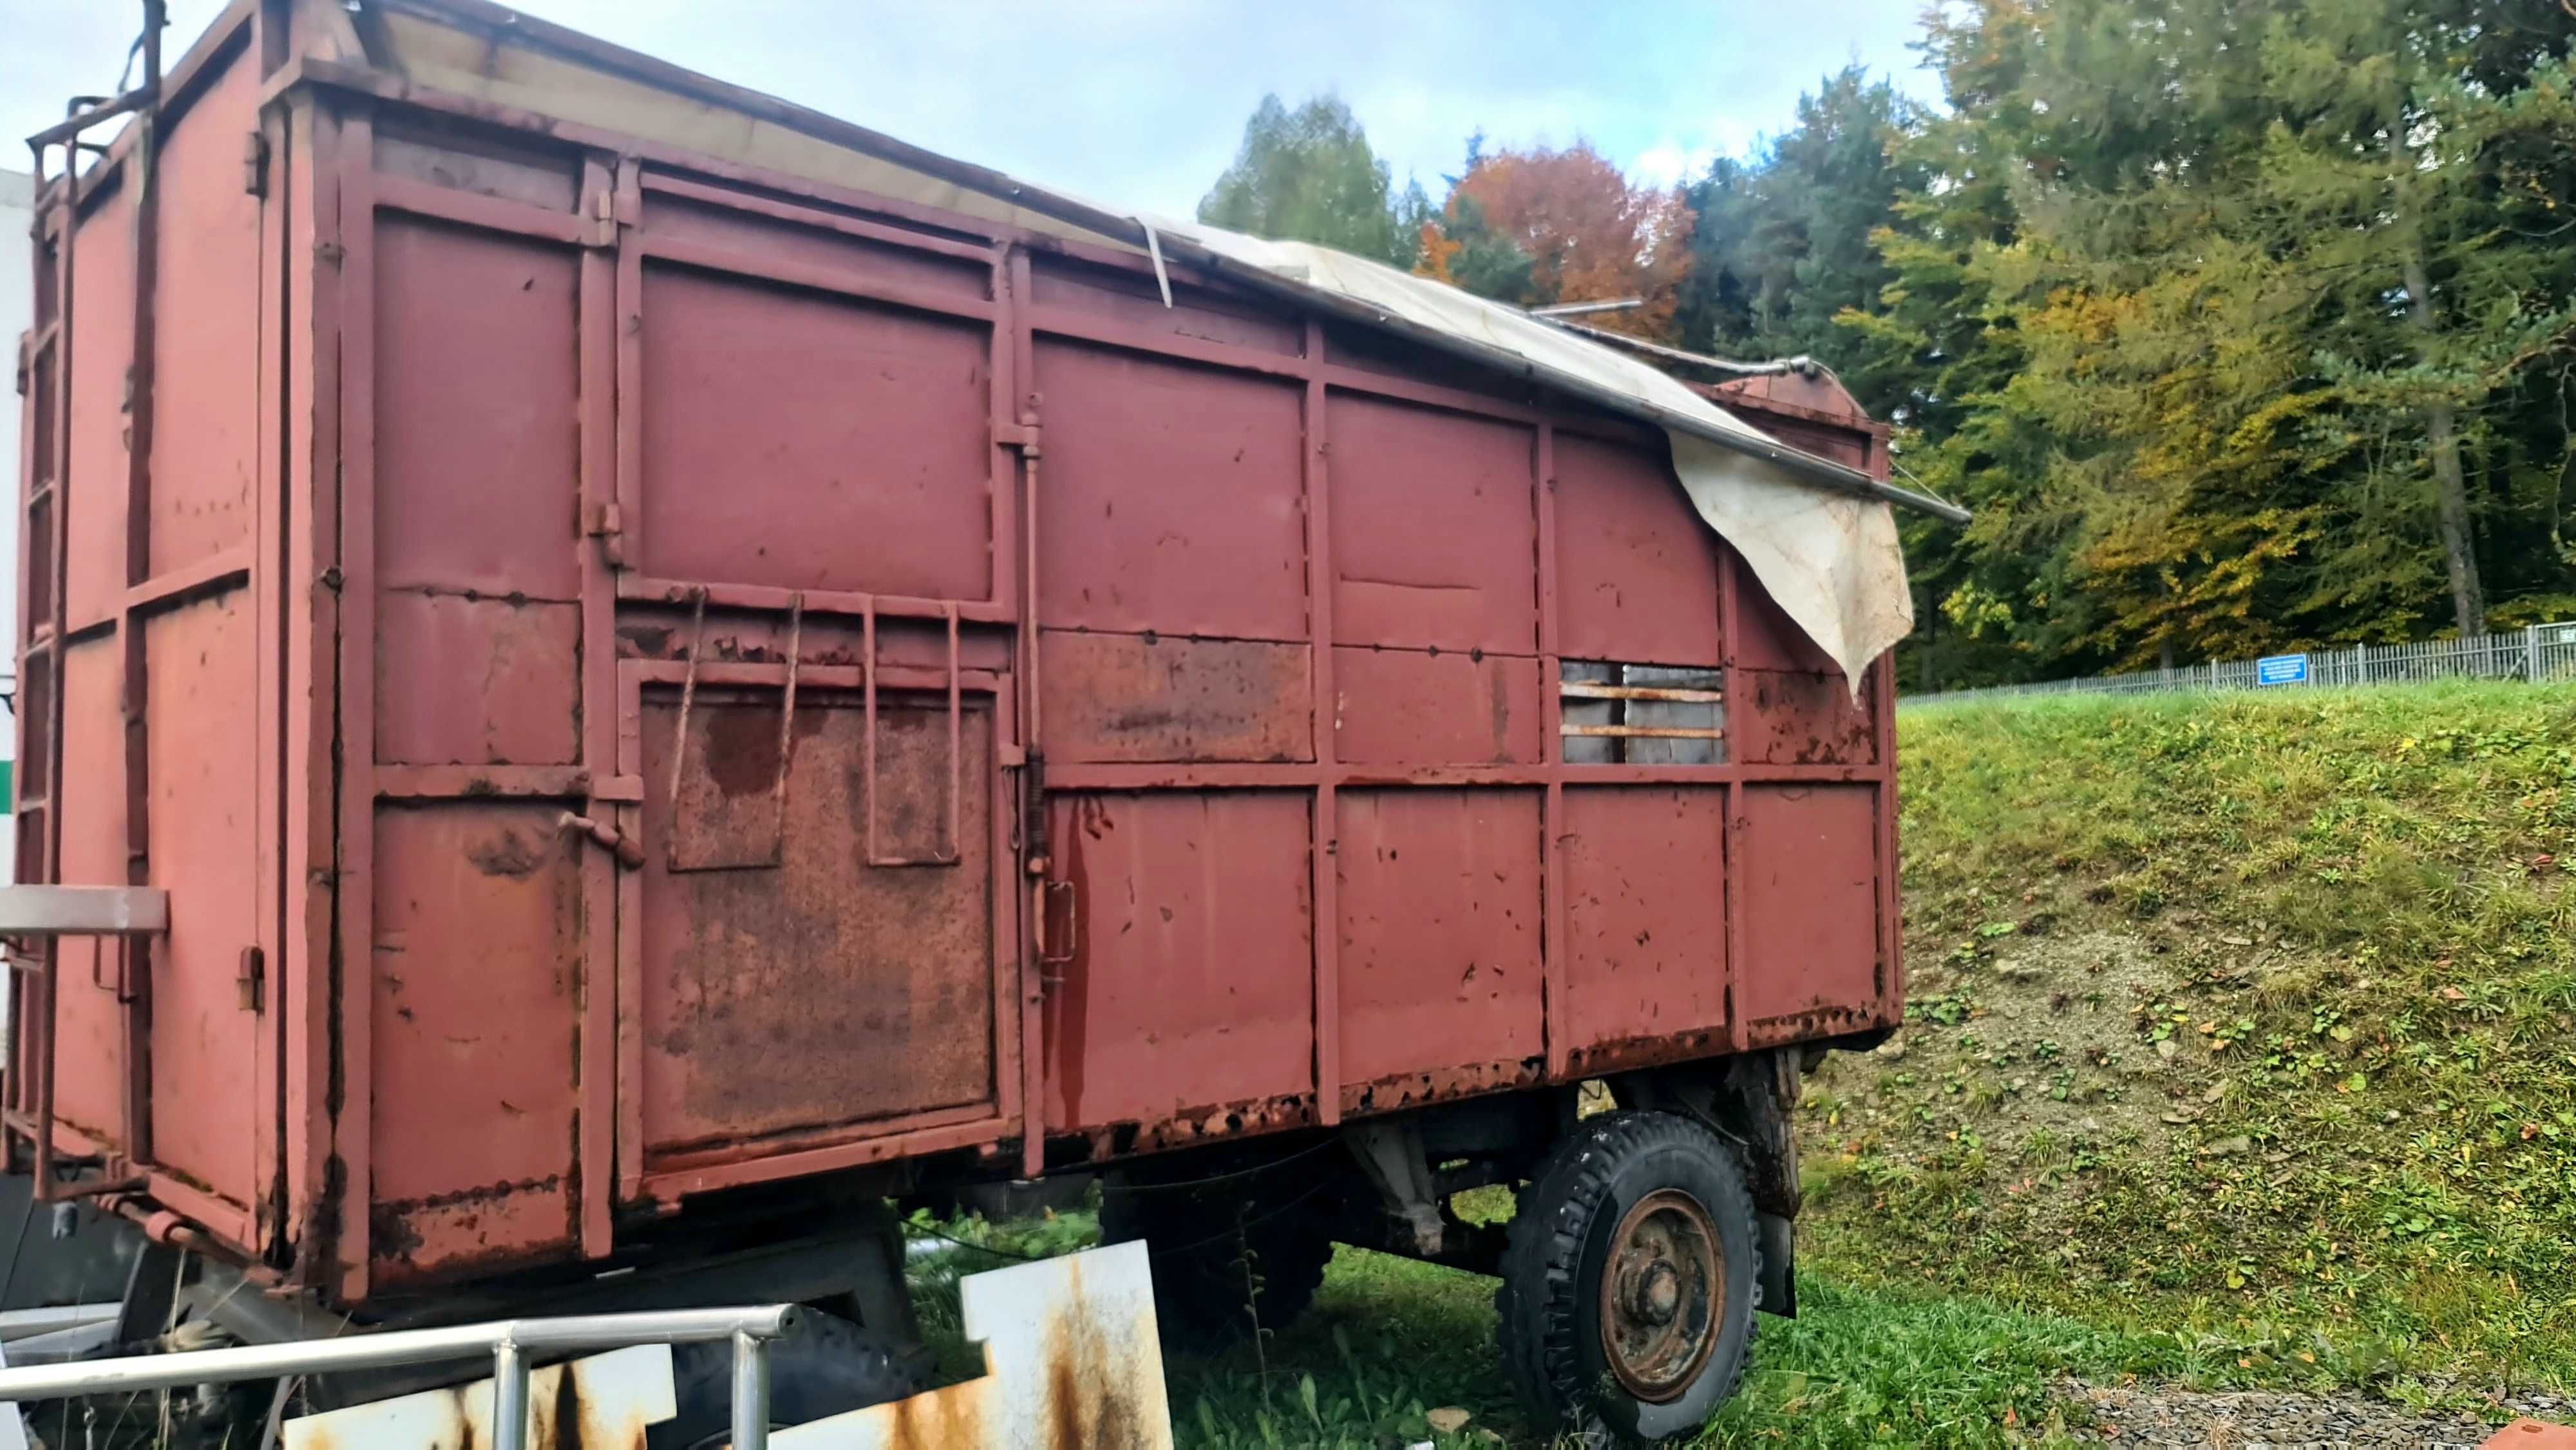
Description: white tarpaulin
xmin=1151 ymin=223 xmax=1914 ymax=687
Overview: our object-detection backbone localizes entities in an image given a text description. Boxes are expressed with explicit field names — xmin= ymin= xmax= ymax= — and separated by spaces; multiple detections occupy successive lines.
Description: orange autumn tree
xmin=1417 ymin=141 xmax=1694 ymax=341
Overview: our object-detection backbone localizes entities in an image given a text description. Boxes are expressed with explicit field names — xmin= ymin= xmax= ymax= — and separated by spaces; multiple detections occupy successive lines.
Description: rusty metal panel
xmin=1034 ymin=254 xmax=1303 ymax=357
xmin=1553 ymin=433 xmax=1723 ymax=668
xmin=1328 ymin=395 xmax=1538 ymax=655
xmin=374 ymin=121 xmax=582 ymax=211
xmin=146 ymin=57 xmax=261 ymax=578
xmin=1560 ymin=787 xmax=1728 ymax=1070
xmin=641 ymin=187 xmax=992 ymax=301
xmin=1044 ymin=792 xmax=1312 ymax=1131
xmin=1729 ymin=552 xmax=1839 ymax=675
xmin=1333 ymin=647 xmax=1542 ymax=766
xmin=1033 ymin=341 xmax=1309 ymax=639
xmin=1040 ymin=632 xmax=1310 ymax=764
xmin=1735 ymin=667 xmax=1880 ymax=766
xmin=634 ymin=265 xmax=993 ymax=601
xmin=142 ymin=591 xmax=260 ymax=1207
xmin=63 ymin=185 xmax=133 ymax=632
xmin=370 ymin=802 xmax=582 ymax=1279
xmin=1334 ymin=788 xmax=1542 ymax=1085
xmin=50 ymin=639 xmax=128 ymax=1144
xmin=1736 ymin=784 xmax=1881 ymax=1027
xmin=372 ymin=218 xmax=582 ymax=600
xmin=374 ymin=594 xmax=581 ymax=766
xmin=637 ymin=685 xmax=996 ymax=1158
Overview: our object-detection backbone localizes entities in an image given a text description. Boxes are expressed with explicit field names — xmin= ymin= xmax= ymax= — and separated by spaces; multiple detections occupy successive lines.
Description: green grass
xmin=1812 ymin=682 xmax=2576 ymax=1393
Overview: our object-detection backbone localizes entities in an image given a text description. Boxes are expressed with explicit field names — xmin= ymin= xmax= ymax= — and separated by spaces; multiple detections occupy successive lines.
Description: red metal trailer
xmin=6 ymin=3 xmax=1945 ymax=1442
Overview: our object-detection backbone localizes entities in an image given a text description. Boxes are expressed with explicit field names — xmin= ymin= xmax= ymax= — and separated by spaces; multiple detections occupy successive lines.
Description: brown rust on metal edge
xmin=1742 ymin=1001 xmax=1899 ymax=1050
xmin=1340 ymin=1057 xmax=1548 ymax=1118
xmin=1564 ymin=1030 xmax=1732 ymax=1078
xmin=1067 ymin=1089 xmax=1320 ymax=1163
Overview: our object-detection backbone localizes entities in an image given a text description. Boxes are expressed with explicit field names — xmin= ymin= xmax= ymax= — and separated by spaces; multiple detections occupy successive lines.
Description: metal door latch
xmin=558 ymin=812 xmax=645 ymax=869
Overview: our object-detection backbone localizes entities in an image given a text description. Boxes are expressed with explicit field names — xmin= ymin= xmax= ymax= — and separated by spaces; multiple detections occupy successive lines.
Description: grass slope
xmin=1806 ymin=682 xmax=2576 ymax=1395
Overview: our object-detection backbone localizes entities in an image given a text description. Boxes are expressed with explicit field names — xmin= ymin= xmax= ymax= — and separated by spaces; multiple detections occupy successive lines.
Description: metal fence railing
xmin=0 ymin=1304 xmax=797 ymax=1450
xmin=1903 ymin=621 xmax=2576 ymax=708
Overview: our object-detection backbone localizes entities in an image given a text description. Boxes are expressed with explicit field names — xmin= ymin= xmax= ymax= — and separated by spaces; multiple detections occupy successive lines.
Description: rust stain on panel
xmin=371 ymin=804 xmax=583 ymax=1271
xmin=1073 ymin=1090 xmax=1321 ymax=1162
xmin=1339 ymin=1057 xmax=1548 ymax=1118
xmin=1040 ymin=634 xmax=1311 ymax=764
xmin=639 ymin=691 xmax=995 ymax=1156
xmin=1564 ymin=1030 xmax=1732 ymax=1077
xmin=1736 ymin=668 xmax=1877 ymax=766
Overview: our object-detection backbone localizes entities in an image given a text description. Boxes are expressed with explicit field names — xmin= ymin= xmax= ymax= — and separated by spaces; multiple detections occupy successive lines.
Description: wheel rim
xmin=1596 ymin=1187 xmax=1723 ymax=1402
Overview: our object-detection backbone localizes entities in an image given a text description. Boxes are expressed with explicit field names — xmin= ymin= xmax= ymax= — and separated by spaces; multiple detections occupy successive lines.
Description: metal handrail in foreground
xmin=0 ymin=1303 xmax=800 ymax=1450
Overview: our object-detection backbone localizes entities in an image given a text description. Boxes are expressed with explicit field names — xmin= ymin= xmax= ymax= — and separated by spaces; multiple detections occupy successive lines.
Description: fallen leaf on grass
xmin=1426 ymin=1407 xmax=1472 ymax=1435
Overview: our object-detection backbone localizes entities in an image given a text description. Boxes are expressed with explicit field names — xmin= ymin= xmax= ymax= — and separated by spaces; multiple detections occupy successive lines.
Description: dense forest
xmin=1195 ymin=1 xmax=2576 ymax=690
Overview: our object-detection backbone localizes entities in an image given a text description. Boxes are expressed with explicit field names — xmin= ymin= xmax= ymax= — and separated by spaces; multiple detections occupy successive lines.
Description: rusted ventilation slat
xmin=1560 ymin=723 xmax=1727 ymax=740
xmin=1558 ymin=681 xmax=1725 ymax=704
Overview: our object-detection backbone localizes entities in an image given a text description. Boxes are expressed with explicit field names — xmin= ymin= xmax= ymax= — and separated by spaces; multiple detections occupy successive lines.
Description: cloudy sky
xmin=5 ymin=1 xmax=1938 ymax=205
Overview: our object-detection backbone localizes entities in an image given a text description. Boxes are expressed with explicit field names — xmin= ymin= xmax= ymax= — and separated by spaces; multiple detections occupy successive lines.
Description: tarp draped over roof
xmin=348 ymin=0 xmax=1918 ymax=684
xmin=1155 ymin=225 xmax=1915 ymax=684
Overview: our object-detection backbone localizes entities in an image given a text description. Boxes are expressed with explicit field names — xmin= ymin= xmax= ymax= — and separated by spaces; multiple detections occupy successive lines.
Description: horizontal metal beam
xmin=0 ymin=1304 xmax=117 ymax=1345
xmin=1560 ymin=724 xmax=1728 ymax=740
xmin=1530 ymin=297 xmax=1643 ymax=318
xmin=1540 ymin=316 xmax=1808 ymax=377
xmin=0 ymin=886 xmax=169 ymax=936
xmin=0 ymin=1304 xmax=798 ymax=1402
xmin=1558 ymin=682 xmax=1725 ymax=704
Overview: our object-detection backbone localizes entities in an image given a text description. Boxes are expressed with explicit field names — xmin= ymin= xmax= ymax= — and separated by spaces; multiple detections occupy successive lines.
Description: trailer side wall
xmin=12 ymin=7 xmax=1900 ymax=1302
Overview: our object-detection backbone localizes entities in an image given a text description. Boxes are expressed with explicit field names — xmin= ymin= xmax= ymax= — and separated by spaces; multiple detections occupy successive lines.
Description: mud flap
xmin=1757 ymin=1212 xmax=1795 ymax=1319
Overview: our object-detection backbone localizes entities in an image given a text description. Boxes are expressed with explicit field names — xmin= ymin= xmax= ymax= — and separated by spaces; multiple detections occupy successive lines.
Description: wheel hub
xmin=1597 ymin=1188 xmax=1723 ymax=1402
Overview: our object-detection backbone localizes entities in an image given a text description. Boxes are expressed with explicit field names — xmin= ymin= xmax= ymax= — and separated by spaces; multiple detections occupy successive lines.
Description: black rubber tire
xmin=650 ymin=1311 xmax=932 ymax=1449
xmin=1497 ymin=1110 xmax=1761 ymax=1446
xmin=1099 ymin=1176 xmax=1338 ymax=1349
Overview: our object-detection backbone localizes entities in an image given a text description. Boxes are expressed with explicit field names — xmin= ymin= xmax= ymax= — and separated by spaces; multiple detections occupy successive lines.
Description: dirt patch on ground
xmin=1808 ymin=928 xmax=2260 ymax=1163
xmin=2060 ymin=1380 xmax=2573 ymax=1448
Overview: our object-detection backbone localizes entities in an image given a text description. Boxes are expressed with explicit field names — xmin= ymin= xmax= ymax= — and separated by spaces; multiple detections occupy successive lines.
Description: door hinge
xmin=236 ymin=945 xmax=265 ymax=1012
xmin=587 ymin=187 xmax=617 ymax=248
xmin=242 ymin=131 xmax=270 ymax=198
xmin=997 ymin=400 xmax=1043 ymax=455
xmin=588 ymin=501 xmax=626 ymax=568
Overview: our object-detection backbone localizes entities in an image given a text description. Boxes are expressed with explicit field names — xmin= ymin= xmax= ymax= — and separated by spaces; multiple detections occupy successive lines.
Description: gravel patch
xmin=2059 ymin=1381 xmax=2576 ymax=1448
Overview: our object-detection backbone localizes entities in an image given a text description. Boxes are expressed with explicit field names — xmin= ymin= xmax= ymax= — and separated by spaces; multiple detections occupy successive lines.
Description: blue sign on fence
xmin=2256 ymin=654 xmax=2310 ymax=686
